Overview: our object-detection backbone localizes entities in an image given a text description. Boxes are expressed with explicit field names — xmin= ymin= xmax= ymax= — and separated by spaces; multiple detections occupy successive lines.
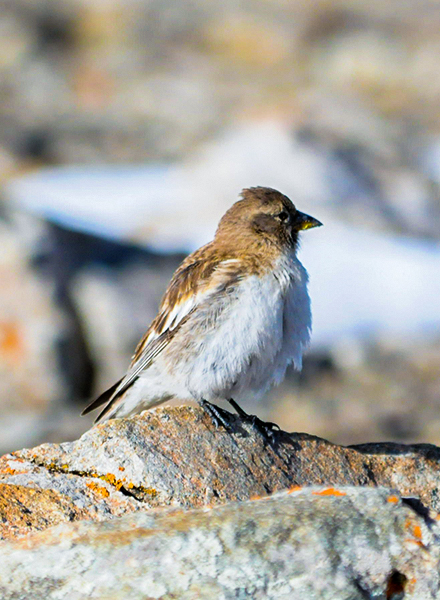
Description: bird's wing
xmin=126 ymin=253 xmax=242 ymax=383
xmin=83 ymin=246 xmax=243 ymax=421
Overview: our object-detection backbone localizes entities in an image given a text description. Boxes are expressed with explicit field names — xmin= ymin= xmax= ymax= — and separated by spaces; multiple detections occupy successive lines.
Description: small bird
xmin=82 ymin=187 xmax=322 ymax=437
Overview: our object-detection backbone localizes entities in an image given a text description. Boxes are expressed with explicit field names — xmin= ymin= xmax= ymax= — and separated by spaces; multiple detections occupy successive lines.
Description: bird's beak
xmin=294 ymin=211 xmax=323 ymax=231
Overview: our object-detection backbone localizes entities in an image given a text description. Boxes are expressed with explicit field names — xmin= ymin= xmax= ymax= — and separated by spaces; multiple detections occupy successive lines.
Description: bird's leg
xmin=227 ymin=398 xmax=251 ymax=419
xmin=227 ymin=398 xmax=280 ymax=443
xmin=198 ymin=399 xmax=233 ymax=430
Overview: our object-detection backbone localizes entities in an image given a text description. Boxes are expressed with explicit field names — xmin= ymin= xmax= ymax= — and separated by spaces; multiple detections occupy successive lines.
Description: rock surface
xmin=1 ymin=405 xmax=440 ymax=541
xmin=0 ymin=486 xmax=439 ymax=599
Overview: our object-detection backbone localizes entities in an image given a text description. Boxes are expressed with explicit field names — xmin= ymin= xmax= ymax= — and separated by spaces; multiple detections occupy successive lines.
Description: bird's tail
xmin=81 ymin=377 xmax=123 ymax=423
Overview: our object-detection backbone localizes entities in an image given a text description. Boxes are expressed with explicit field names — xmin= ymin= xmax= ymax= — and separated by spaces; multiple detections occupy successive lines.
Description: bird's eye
xmin=276 ymin=211 xmax=289 ymax=222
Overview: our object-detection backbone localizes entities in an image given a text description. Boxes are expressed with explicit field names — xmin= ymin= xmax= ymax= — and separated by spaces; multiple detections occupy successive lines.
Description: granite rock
xmin=1 ymin=405 xmax=440 ymax=541
xmin=0 ymin=486 xmax=438 ymax=599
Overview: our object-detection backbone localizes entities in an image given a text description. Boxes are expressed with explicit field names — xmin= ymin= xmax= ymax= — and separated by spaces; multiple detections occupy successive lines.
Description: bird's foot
xmin=227 ymin=399 xmax=280 ymax=445
xmin=248 ymin=415 xmax=280 ymax=445
xmin=199 ymin=399 xmax=233 ymax=431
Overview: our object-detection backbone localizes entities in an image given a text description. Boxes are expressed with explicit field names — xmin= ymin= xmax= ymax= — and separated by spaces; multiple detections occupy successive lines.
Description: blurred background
xmin=1 ymin=0 xmax=440 ymax=454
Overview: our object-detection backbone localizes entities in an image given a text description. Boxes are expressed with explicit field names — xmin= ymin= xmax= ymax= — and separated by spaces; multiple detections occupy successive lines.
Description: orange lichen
xmin=404 ymin=518 xmax=422 ymax=541
xmin=86 ymin=481 xmax=110 ymax=498
xmin=97 ymin=473 xmax=125 ymax=491
xmin=25 ymin=458 xmax=157 ymax=499
xmin=287 ymin=486 xmax=302 ymax=494
xmin=387 ymin=495 xmax=399 ymax=504
xmin=413 ymin=525 xmax=422 ymax=540
xmin=141 ymin=487 xmax=157 ymax=498
xmin=312 ymin=488 xmax=346 ymax=497
xmin=4 ymin=466 xmax=27 ymax=475
xmin=2 ymin=467 xmax=18 ymax=475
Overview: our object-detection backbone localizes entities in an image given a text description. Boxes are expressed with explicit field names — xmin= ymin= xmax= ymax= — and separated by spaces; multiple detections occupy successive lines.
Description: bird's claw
xmin=248 ymin=415 xmax=280 ymax=444
xmin=199 ymin=399 xmax=232 ymax=430
xmin=227 ymin=398 xmax=280 ymax=445
xmin=199 ymin=398 xmax=281 ymax=446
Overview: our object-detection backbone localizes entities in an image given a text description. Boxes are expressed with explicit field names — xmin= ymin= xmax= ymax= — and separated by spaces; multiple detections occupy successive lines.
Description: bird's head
xmin=216 ymin=187 xmax=322 ymax=252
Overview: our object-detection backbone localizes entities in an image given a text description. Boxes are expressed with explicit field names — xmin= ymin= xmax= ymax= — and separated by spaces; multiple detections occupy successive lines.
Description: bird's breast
xmin=160 ymin=252 xmax=311 ymax=402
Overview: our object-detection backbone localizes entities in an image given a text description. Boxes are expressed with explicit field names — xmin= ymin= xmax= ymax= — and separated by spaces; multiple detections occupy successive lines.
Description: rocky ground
xmin=1 ymin=406 xmax=440 ymax=598
xmin=1 ymin=487 xmax=437 ymax=599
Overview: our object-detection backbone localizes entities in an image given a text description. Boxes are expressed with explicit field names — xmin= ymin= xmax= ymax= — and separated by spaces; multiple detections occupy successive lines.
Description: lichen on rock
xmin=1 ymin=405 xmax=440 ymax=598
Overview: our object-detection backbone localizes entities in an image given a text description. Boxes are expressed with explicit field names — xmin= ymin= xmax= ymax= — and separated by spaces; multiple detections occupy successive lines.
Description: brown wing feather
xmin=131 ymin=242 xmax=221 ymax=361
xmin=83 ymin=242 xmax=244 ymax=421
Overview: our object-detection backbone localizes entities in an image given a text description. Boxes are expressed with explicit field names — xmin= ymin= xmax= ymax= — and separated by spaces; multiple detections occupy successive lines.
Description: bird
xmin=82 ymin=187 xmax=322 ymax=438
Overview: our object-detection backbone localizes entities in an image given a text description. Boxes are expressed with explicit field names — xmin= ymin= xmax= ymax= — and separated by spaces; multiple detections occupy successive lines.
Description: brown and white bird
xmin=82 ymin=187 xmax=322 ymax=434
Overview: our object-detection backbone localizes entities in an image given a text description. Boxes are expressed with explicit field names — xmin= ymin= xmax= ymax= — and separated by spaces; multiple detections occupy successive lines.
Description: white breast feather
xmin=183 ymin=253 xmax=311 ymax=402
xmin=277 ymin=256 xmax=311 ymax=374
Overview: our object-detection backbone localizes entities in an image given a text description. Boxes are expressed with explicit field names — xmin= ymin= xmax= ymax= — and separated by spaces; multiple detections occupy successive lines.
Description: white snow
xmin=4 ymin=121 xmax=333 ymax=251
xmin=299 ymin=221 xmax=440 ymax=347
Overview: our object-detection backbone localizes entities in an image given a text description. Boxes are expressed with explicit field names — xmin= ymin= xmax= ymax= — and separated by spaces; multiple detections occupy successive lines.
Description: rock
xmin=0 ymin=483 xmax=88 ymax=541
xmin=0 ymin=486 xmax=439 ymax=599
xmin=1 ymin=405 xmax=440 ymax=542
